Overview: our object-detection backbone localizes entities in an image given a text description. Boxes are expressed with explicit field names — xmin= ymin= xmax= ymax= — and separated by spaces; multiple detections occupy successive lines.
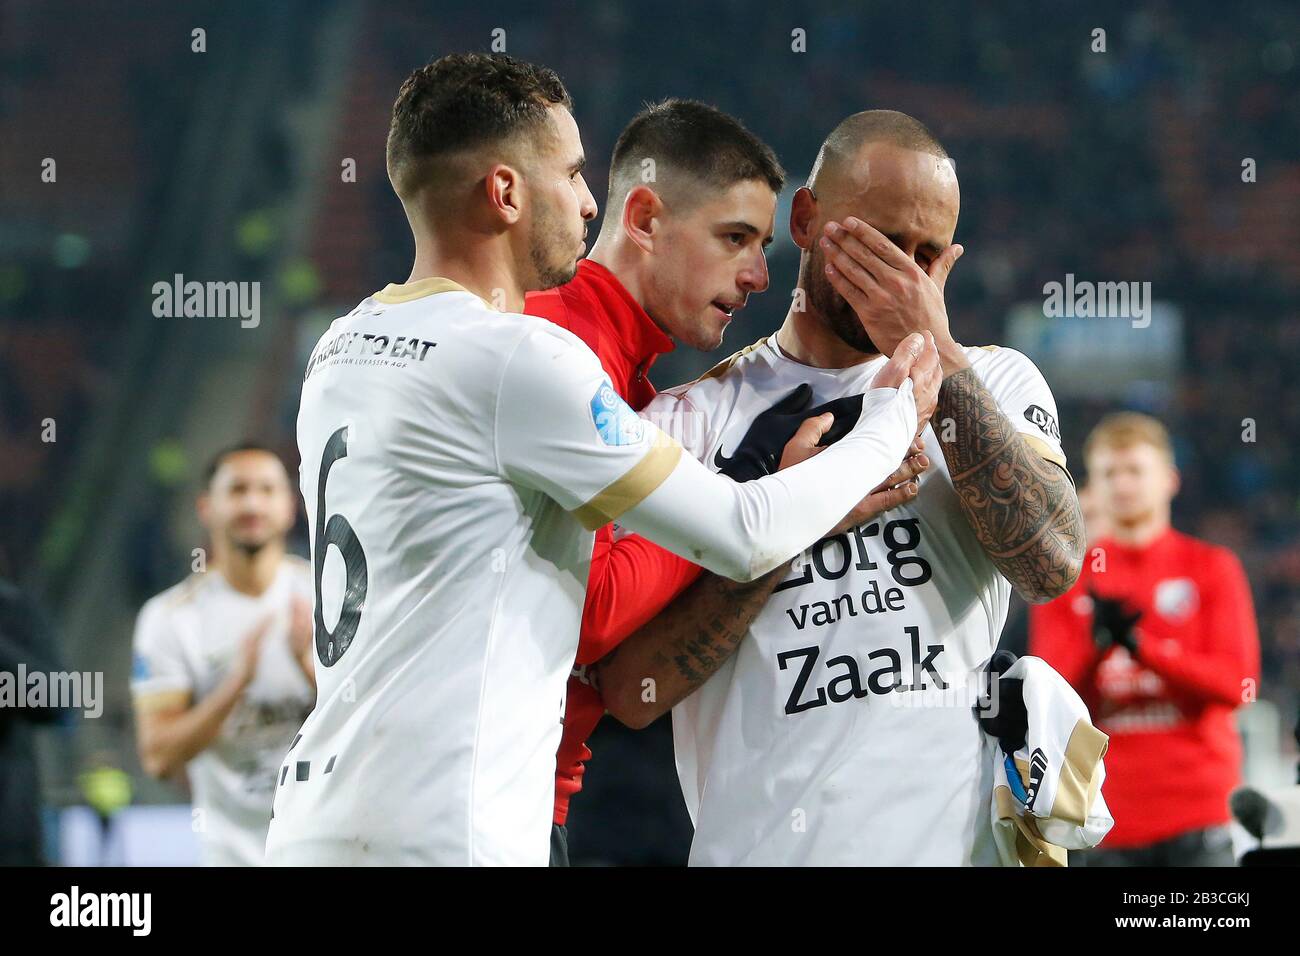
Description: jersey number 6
xmin=314 ymin=425 xmax=369 ymax=667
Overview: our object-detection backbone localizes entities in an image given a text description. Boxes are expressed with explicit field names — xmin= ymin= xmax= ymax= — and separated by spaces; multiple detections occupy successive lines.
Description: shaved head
xmin=794 ymin=110 xmax=959 ymax=356
xmin=808 ymin=110 xmax=949 ymax=193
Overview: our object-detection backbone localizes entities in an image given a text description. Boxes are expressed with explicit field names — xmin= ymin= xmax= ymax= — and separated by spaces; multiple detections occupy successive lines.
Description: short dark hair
xmin=203 ymin=442 xmax=285 ymax=488
xmin=607 ymin=99 xmax=785 ymax=212
xmin=386 ymin=52 xmax=572 ymax=198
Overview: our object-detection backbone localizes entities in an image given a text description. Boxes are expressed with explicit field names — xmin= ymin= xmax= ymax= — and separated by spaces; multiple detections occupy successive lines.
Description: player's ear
xmin=485 ymin=162 xmax=524 ymax=225
xmin=622 ymin=185 xmax=662 ymax=254
xmin=273 ymin=484 xmax=296 ymax=531
xmin=1166 ymin=463 xmax=1181 ymax=500
xmin=195 ymin=492 xmax=212 ymax=529
xmin=789 ymin=186 xmax=818 ymax=250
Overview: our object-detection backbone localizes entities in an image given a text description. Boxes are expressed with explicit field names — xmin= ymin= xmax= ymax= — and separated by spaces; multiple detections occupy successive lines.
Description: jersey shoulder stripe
xmin=572 ymin=435 xmax=683 ymax=531
xmin=1021 ymin=434 xmax=1069 ymax=473
xmin=692 ymin=335 xmax=772 ymax=386
xmin=968 ymin=344 xmax=1071 ymax=476
xmin=157 ymin=572 xmax=210 ymax=610
xmin=370 ymin=276 xmax=469 ymax=304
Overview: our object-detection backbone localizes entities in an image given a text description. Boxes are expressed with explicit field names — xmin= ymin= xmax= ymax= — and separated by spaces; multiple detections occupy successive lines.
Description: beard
xmin=225 ymin=525 xmax=276 ymax=557
xmin=803 ymin=244 xmax=881 ymax=356
xmin=528 ymin=200 xmax=581 ymax=291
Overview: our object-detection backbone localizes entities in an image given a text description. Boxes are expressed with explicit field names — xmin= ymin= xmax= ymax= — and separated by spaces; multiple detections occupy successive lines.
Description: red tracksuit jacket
xmin=525 ymin=259 xmax=703 ymax=825
xmin=1029 ymin=527 xmax=1259 ymax=848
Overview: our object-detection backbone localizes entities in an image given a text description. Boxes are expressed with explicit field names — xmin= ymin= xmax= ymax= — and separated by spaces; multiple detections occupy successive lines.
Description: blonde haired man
xmin=1030 ymin=413 xmax=1259 ymax=865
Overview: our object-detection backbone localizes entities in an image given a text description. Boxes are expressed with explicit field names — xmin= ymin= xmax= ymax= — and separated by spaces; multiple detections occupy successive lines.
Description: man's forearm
xmin=596 ymin=562 xmax=789 ymax=729
xmin=137 ymin=674 xmax=245 ymax=778
xmin=935 ymin=368 xmax=1084 ymax=603
xmin=296 ymin=649 xmax=317 ymax=692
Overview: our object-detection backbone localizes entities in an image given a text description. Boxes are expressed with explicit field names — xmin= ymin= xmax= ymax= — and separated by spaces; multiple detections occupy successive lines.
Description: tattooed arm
xmin=934 ymin=367 xmax=1084 ymax=603
xmin=595 ymin=562 xmax=790 ymax=729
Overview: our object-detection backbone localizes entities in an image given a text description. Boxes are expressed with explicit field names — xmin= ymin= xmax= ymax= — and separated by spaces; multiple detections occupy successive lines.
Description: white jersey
xmin=130 ymin=558 xmax=315 ymax=866
xmin=266 ymin=277 xmax=681 ymax=866
xmin=647 ymin=335 xmax=1068 ymax=866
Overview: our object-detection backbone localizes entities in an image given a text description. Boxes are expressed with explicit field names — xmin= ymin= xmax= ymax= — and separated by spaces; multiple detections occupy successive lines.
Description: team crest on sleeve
xmin=589 ymin=378 xmax=645 ymax=446
xmin=1024 ymin=404 xmax=1060 ymax=441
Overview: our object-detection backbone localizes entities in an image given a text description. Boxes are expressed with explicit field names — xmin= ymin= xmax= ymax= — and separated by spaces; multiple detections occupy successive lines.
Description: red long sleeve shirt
xmin=524 ymin=260 xmax=704 ymax=825
xmin=1029 ymin=527 xmax=1259 ymax=848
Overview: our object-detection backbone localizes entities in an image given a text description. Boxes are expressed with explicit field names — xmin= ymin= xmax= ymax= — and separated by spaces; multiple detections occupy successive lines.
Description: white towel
xmin=986 ymin=656 xmax=1113 ymax=867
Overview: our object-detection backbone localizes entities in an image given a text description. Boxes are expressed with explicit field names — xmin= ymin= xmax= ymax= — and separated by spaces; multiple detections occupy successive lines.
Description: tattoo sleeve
xmin=934 ymin=368 xmax=1085 ymax=603
xmin=596 ymin=562 xmax=789 ymax=728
